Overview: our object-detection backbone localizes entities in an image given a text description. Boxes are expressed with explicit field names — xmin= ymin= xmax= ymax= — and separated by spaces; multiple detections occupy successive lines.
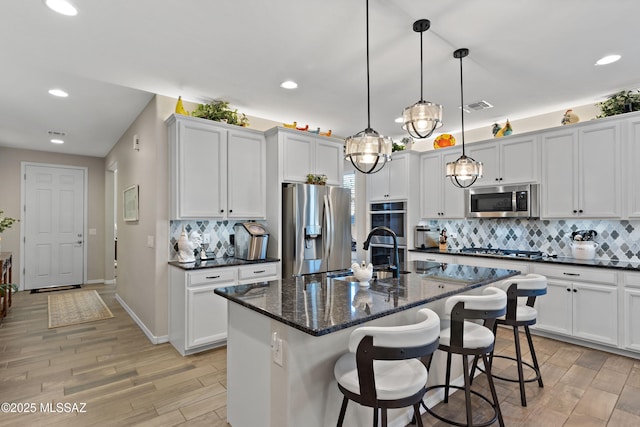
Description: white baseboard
xmin=115 ymin=293 xmax=169 ymax=345
xmin=103 ymin=279 xmax=116 ymax=285
xmin=86 ymin=279 xmax=105 ymax=285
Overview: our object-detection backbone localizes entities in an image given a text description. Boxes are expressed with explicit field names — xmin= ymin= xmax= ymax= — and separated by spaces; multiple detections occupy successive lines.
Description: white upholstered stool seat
xmin=334 ymin=308 xmax=440 ymax=427
xmin=334 ymin=356 xmax=428 ymax=401
xmin=438 ymin=321 xmax=495 ymax=349
xmin=497 ymin=305 xmax=537 ymax=322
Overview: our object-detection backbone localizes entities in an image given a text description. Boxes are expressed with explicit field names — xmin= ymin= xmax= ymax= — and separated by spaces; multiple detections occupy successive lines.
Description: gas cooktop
xmin=460 ymin=247 xmax=544 ymax=260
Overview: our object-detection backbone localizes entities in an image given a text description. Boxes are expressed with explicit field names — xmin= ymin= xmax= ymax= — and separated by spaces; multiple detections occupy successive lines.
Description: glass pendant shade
xmin=446 ymin=47 xmax=482 ymax=189
xmin=345 ymin=128 xmax=392 ymax=174
xmin=402 ymin=101 xmax=442 ymax=139
xmin=446 ymin=154 xmax=483 ymax=187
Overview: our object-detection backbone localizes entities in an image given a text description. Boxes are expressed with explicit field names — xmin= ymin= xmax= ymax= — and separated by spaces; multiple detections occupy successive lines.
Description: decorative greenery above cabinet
xmin=167 ymin=114 xmax=266 ymax=220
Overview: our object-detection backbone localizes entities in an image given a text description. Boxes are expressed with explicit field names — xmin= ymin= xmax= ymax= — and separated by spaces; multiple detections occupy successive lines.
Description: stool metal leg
xmin=462 ymin=354 xmax=473 ymax=427
xmin=412 ymin=404 xmax=424 ymax=427
xmin=482 ymin=353 xmax=505 ymax=427
xmin=444 ymin=351 xmax=452 ymax=403
xmin=513 ymin=325 xmax=527 ymax=406
xmin=525 ymin=325 xmax=544 ymax=388
xmin=337 ymin=397 xmax=348 ymax=427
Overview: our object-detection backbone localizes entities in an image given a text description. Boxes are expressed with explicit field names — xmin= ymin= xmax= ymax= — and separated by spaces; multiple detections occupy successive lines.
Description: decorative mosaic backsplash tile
xmin=421 ymin=219 xmax=640 ymax=262
xmin=169 ymin=220 xmax=261 ymax=260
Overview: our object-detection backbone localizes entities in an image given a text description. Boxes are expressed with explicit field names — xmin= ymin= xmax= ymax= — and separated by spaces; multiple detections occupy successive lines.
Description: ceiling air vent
xmin=462 ymin=100 xmax=493 ymax=113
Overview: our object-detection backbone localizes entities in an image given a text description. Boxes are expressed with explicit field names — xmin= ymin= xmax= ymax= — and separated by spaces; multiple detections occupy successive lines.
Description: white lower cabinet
xmin=408 ymin=251 xmax=456 ymax=264
xmin=622 ymin=272 xmax=640 ymax=352
xmin=169 ymin=262 xmax=279 ymax=355
xmin=532 ymin=265 xmax=618 ymax=347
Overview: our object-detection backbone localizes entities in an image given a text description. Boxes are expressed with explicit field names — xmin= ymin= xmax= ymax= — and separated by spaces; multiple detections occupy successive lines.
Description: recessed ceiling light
xmin=48 ymin=88 xmax=69 ymax=97
xmin=50 ymin=139 xmax=64 ymax=144
xmin=44 ymin=0 xmax=78 ymax=16
xmin=280 ymin=80 xmax=298 ymax=89
xmin=394 ymin=117 xmax=403 ymax=123
xmin=595 ymin=54 xmax=621 ymax=66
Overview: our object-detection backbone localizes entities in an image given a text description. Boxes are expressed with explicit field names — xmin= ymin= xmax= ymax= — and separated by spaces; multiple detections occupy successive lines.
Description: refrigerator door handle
xmin=324 ymin=194 xmax=332 ymax=263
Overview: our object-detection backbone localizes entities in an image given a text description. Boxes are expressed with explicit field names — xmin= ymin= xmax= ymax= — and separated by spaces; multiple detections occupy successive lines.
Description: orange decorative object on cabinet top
xmin=434 ymin=133 xmax=456 ymax=149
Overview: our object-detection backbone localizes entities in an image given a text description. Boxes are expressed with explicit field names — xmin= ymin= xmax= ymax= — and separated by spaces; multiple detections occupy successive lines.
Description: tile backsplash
xmin=169 ymin=220 xmax=244 ymax=260
xmin=422 ymin=219 xmax=640 ymax=262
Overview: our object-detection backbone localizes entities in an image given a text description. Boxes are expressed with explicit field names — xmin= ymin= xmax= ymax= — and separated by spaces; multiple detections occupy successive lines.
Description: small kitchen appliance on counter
xmin=233 ymin=222 xmax=269 ymax=260
xmin=414 ymin=226 xmax=439 ymax=249
xmin=569 ymin=229 xmax=598 ymax=260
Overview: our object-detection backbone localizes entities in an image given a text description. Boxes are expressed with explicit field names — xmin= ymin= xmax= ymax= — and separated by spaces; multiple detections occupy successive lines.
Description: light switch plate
xmin=89 ymin=228 xmax=97 ymax=235
xmin=147 ymin=235 xmax=154 ymax=248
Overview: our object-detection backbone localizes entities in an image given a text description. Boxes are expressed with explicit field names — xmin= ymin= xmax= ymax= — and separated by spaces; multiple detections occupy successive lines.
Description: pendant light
xmin=446 ymin=48 xmax=482 ymax=188
xmin=402 ymin=19 xmax=443 ymax=139
xmin=344 ymin=0 xmax=392 ymax=175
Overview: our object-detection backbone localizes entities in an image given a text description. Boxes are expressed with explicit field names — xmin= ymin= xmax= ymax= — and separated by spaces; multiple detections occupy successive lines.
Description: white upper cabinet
xmin=540 ymin=120 xmax=622 ymax=218
xmin=227 ymin=129 xmax=267 ymax=219
xmin=420 ymin=148 xmax=465 ymax=219
xmin=167 ymin=114 xmax=266 ymax=220
xmin=626 ymin=114 xmax=640 ymax=218
xmin=367 ymin=152 xmax=412 ymax=202
xmin=279 ymin=129 xmax=344 ymax=186
xmin=466 ymin=135 xmax=538 ymax=186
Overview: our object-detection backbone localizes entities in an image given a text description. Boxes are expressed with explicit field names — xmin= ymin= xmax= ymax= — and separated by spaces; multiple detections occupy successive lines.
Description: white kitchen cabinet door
xmin=466 ymin=142 xmax=499 ymax=185
xmin=500 ymin=135 xmax=538 ymax=184
xmin=368 ymin=153 xmax=409 ymax=202
xmin=227 ymin=130 xmax=266 ymax=219
xmin=441 ymin=150 xmax=466 ymax=219
xmin=623 ymin=288 xmax=640 ymax=352
xmin=315 ymin=138 xmax=343 ymax=186
xmin=282 ymin=132 xmax=314 ymax=183
xmin=578 ymin=121 xmax=621 ymax=218
xmin=541 ymin=129 xmax=577 ymax=218
xmin=171 ymin=118 xmax=227 ymax=219
xmin=626 ymin=116 xmax=640 ymax=218
xmin=187 ymin=283 xmax=230 ymax=348
xmin=534 ymin=279 xmax=572 ymax=336
xmin=420 ymin=149 xmax=465 ymax=219
xmin=572 ymin=282 xmax=618 ymax=346
xmin=420 ymin=152 xmax=443 ymax=218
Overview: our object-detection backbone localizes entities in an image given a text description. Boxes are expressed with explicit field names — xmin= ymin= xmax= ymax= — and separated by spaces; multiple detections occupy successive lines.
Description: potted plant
xmin=597 ymin=90 xmax=640 ymax=118
xmin=0 ymin=209 xmax=18 ymax=252
xmin=191 ymin=100 xmax=250 ymax=126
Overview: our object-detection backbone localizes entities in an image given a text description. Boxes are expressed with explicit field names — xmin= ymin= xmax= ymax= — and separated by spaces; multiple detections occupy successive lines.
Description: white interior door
xmin=23 ymin=164 xmax=86 ymax=290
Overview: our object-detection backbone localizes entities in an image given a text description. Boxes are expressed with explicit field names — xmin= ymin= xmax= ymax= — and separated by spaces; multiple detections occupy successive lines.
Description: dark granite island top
xmin=215 ymin=260 xmax=519 ymax=337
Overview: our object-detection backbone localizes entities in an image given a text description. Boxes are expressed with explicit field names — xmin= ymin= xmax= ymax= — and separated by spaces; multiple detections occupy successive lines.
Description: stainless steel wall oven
xmin=369 ymin=202 xmax=407 ymax=269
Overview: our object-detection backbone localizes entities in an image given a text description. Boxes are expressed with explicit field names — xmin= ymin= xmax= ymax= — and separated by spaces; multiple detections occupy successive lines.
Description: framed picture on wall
xmin=123 ymin=185 xmax=139 ymax=221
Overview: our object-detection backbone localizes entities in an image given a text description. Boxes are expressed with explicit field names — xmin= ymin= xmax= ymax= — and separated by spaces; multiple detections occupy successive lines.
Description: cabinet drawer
xmin=532 ymin=264 xmax=616 ymax=284
xmin=188 ymin=268 xmax=237 ymax=286
xmin=623 ymin=271 xmax=640 ymax=288
xmin=238 ymin=263 xmax=278 ymax=281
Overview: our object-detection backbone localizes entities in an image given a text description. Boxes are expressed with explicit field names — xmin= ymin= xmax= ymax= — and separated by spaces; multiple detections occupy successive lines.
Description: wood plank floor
xmin=1 ymin=283 xmax=639 ymax=426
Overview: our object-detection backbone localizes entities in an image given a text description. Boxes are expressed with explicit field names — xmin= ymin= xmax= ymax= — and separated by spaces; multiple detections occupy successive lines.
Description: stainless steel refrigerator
xmin=282 ymin=183 xmax=352 ymax=277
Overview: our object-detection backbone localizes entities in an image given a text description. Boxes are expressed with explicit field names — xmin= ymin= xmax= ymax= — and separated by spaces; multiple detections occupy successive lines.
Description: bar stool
xmin=424 ymin=286 xmax=507 ymax=427
xmin=333 ymin=308 xmax=441 ymax=427
xmin=472 ymin=274 xmax=547 ymax=407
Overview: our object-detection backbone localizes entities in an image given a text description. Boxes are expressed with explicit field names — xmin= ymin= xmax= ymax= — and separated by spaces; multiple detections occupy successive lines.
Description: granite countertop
xmin=214 ymin=260 xmax=519 ymax=337
xmin=168 ymin=256 xmax=280 ymax=270
xmin=409 ymin=248 xmax=640 ymax=271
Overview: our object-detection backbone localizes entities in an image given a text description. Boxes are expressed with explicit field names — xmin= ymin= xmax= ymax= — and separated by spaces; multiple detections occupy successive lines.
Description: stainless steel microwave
xmin=466 ymin=184 xmax=539 ymax=218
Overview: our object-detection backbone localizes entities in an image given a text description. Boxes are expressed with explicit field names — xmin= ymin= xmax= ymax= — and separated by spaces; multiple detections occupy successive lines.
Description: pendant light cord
xmin=419 ymin=30 xmax=424 ymax=102
xmin=365 ymin=0 xmax=371 ymax=130
xmin=459 ymin=54 xmax=466 ymax=155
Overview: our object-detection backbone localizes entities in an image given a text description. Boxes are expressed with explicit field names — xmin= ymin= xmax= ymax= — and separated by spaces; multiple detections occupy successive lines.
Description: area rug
xmin=48 ymin=290 xmax=114 ymax=328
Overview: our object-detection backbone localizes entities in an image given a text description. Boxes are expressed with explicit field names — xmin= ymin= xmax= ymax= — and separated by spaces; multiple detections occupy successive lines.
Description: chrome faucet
xmin=363 ymin=226 xmax=399 ymax=278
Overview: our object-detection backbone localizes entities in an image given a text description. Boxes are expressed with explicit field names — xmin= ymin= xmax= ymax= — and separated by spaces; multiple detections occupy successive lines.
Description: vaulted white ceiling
xmin=1 ymin=0 xmax=638 ymax=157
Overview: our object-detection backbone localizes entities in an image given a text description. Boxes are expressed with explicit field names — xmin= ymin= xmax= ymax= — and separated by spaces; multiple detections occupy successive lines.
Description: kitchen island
xmin=215 ymin=261 xmax=518 ymax=427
